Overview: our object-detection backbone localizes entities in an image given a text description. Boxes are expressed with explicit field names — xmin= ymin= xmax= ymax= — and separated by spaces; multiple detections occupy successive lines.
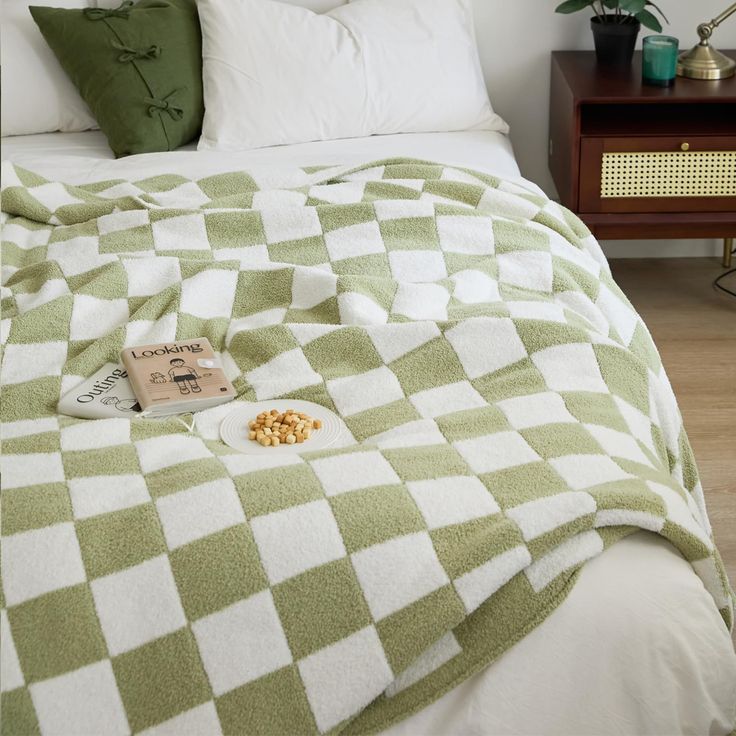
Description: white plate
xmin=220 ymin=400 xmax=343 ymax=455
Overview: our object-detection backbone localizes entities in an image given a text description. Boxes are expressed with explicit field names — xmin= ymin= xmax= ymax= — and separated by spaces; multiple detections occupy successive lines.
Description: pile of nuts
xmin=249 ymin=408 xmax=322 ymax=447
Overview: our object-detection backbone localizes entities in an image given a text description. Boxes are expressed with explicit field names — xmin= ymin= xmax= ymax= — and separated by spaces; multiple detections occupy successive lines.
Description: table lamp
xmin=677 ymin=2 xmax=736 ymax=80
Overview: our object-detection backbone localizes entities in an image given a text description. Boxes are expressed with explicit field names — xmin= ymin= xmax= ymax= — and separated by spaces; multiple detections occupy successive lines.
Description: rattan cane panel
xmin=601 ymin=151 xmax=736 ymax=198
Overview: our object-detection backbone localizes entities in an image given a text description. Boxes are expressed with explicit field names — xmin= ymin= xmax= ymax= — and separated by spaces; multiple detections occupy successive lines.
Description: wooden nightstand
xmin=549 ymin=50 xmax=736 ymax=266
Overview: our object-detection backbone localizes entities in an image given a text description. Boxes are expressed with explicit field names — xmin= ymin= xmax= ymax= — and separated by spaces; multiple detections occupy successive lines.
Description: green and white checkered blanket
xmin=1 ymin=159 xmax=733 ymax=735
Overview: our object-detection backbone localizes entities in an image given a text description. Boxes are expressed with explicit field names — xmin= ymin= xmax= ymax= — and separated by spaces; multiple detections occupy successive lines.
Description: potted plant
xmin=556 ymin=0 xmax=669 ymax=67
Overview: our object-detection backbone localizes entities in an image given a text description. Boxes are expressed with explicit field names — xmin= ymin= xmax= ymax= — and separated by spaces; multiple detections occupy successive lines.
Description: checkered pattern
xmin=1 ymin=159 xmax=732 ymax=735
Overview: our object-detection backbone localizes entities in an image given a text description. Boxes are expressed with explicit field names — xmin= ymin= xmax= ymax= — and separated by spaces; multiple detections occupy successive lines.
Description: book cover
xmin=120 ymin=337 xmax=236 ymax=417
xmin=57 ymin=363 xmax=142 ymax=419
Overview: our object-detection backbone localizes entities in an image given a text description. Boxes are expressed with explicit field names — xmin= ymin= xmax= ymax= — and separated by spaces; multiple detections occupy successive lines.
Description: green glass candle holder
xmin=642 ymin=35 xmax=679 ymax=87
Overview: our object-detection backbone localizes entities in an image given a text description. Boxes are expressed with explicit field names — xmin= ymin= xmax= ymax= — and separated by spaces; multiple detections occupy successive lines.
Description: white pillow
xmin=1 ymin=0 xmax=98 ymax=136
xmin=197 ymin=0 xmax=508 ymax=151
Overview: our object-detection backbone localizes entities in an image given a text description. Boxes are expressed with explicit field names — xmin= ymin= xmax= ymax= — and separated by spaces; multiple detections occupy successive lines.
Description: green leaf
xmin=601 ymin=0 xmax=619 ymax=8
xmin=619 ymin=0 xmax=646 ymax=12
xmin=645 ymin=0 xmax=669 ymax=24
xmin=555 ymin=0 xmax=594 ymax=14
xmin=635 ymin=8 xmax=663 ymax=31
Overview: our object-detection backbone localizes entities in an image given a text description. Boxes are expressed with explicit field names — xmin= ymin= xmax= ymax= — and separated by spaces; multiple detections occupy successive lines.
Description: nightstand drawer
xmin=579 ymin=136 xmax=736 ymax=214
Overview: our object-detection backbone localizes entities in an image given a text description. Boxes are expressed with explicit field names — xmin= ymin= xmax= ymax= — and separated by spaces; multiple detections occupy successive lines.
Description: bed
xmin=2 ymin=124 xmax=735 ymax=735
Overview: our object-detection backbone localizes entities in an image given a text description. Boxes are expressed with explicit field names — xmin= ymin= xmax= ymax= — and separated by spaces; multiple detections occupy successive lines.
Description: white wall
xmin=472 ymin=0 xmax=736 ymax=258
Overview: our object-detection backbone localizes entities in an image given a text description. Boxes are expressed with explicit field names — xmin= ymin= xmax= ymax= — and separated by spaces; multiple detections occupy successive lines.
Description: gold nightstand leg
xmin=724 ymin=238 xmax=733 ymax=269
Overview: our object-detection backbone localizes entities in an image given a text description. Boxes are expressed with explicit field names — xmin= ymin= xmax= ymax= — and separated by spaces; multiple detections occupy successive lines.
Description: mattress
xmin=2 ymin=130 xmax=735 ymax=736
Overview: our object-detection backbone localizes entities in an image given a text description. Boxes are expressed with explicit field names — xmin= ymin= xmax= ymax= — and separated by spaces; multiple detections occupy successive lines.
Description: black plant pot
xmin=591 ymin=16 xmax=641 ymax=67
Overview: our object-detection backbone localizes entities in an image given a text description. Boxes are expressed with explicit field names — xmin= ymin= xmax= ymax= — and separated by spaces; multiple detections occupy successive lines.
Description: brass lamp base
xmin=677 ymin=42 xmax=736 ymax=79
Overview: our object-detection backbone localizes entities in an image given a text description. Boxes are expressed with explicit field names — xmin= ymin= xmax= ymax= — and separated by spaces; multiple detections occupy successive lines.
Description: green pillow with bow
xmin=30 ymin=0 xmax=203 ymax=157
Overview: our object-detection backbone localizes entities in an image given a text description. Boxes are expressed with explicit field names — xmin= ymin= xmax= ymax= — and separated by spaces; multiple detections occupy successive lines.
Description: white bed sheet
xmin=2 ymin=130 xmax=734 ymax=735
xmin=385 ymin=533 xmax=736 ymax=736
xmin=0 ymin=129 xmax=528 ymax=188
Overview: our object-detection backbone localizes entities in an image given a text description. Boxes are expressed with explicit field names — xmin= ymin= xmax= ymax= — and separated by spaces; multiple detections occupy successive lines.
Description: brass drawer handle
xmin=680 ymin=142 xmax=690 ymax=151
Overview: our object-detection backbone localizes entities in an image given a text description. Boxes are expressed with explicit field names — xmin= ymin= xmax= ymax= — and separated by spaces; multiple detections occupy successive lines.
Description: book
xmin=120 ymin=337 xmax=236 ymax=417
xmin=57 ymin=363 xmax=142 ymax=419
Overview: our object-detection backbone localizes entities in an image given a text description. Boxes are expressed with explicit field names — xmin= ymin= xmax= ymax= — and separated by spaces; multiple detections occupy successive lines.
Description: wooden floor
xmin=610 ymin=258 xmax=735 ymax=637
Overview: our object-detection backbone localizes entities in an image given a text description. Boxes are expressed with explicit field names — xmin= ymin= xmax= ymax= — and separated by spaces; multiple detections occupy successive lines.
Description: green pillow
xmin=30 ymin=0 xmax=203 ymax=157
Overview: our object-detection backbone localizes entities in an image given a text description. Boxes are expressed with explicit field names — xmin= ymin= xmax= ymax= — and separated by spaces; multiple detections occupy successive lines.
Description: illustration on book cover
xmin=101 ymin=396 xmax=141 ymax=412
xmin=149 ymin=359 xmax=214 ymax=395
